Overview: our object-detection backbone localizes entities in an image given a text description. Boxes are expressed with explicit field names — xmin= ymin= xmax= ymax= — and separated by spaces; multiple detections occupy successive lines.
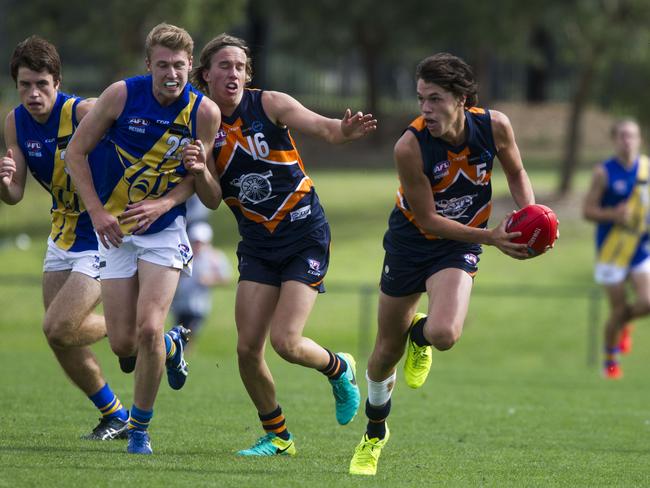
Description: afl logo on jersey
xmin=231 ymin=170 xmax=277 ymax=204
xmin=214 ymin=129 xmax=227 ymax=148
xmin=613 ymin=179 xmax=628 ymax=195
xmin=433 ymin=160 xmax=450 ymax=178
xmin=26 ymin=140 xmax=43 ymax=157
xmin=128 ymin=117 xmax=149 ymax=134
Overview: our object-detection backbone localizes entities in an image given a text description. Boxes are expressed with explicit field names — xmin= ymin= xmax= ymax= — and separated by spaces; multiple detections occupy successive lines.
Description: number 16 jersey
xmin=214 ymin=89 xmax=327 ymax=252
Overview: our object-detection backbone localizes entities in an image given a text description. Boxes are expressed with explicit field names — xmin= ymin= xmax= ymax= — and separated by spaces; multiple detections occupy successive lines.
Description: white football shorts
xmin=595 ymin=256 xmax=650 ymax=285
xmin=98 ymin=216 xmax=193 ymax=280
xmin=43 ymin=237 xmax=101 ymax=279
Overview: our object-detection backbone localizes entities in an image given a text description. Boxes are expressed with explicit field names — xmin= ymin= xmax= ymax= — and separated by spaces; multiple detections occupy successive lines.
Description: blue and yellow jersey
xmin=595 ymin=156 xmax=650 ymax=265
xmin=103 ymin=75 xmax=203 ymax=235
xmin=14 ymin=92 xmax=108 ymax=252
xmin=384 ymin=108 xmax=497 ymax=256
xmin=214 ymin=89 xmax=327 ymax=249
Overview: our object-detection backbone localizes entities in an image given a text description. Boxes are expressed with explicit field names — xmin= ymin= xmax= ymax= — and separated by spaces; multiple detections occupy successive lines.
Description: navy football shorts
xmin=237 ymin=223 xmax=330 ymax=293
xmin=380 ymin=245 xmax=481 ymax=297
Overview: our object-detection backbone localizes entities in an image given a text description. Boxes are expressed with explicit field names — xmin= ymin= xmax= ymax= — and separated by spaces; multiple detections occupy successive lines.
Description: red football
xmin=505 ymin=204 xmax=558 ymax=257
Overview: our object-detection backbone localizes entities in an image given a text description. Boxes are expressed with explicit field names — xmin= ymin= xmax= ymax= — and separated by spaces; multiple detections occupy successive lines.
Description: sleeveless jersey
xmin=214 ymin=89 xmax=327 ymax=249
xmin=14 ymin=92 xmax=108 ymax=252
xmin=595 ymin=156 xmax=650 ymax=265
xmin=384 ymin=108 xmax=498 ymax=256
xmin=103 ymin=75 xmax=203 ymax=235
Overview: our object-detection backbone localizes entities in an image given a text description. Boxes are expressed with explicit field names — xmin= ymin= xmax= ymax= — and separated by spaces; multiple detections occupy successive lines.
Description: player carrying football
xmin=583 ymin=119 xmax=650 ymax=379
xmin=348 ymin=53 xmax=536 ymax=475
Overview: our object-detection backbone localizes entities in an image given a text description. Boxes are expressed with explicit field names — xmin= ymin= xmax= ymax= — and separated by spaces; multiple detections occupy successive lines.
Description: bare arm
xmin=490 ymin=110 xmax=535 ymax=208
xmin=183 ymin=97 xmax=222 ymax=209
xmin=583 ymin=164 xmax=627 ymax=224
xmin=395 ymin=131 xmax=528 ymax=259
xmin=74 ymin=98 xmax=97 ymax=122
xmin=262 ymin=91 xmax=377 ymax=144
xmin=66 ymin=81 xmax=126 ymax=248
xmin=0 ymin=111 xmax=28 ymax=204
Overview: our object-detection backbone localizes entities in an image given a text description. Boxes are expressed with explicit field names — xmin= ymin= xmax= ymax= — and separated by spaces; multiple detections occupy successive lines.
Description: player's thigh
xmin=268 ymin=280 xmax=318 ymax=341
xmin=236 ymin=280 xmax=280 ymax=350
xmin=101 ymin=276 xmax=139 ymax=336
xmin=425 ymin=267 xmax=473 ymax=334
xmin=376 ymin=290 xmax=421 ymax=349
xmin=43 ymin=271 xmax=101 ymax=327
xmin=630 ymin=270 xmax=650 ymax=305
xmin=135 ymin=260 xmax=181 ymax=327
xmin=603 ymin=281 xmax=627 ymax=309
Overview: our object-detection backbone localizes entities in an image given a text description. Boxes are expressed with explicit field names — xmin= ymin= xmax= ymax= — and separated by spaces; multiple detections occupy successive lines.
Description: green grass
xmin=2 ymin=169 xmax=650 ymax=487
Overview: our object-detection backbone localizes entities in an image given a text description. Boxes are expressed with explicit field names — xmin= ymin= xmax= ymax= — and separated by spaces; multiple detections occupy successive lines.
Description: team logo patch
xmin=463 ymin=253 xmax=478 ymax=266
xmin=613 ymin=179 xmax=627 ymax=195
xmin=252 ymin=121 xmax=264 ymax=133
xmin=92 ymin=255 xmax=101 ymax=270
xmin=433 ymin=160 xmax=450 ymax=178
xmin=290 ymin=205 xmax=311 ymax=222
xmin=26 ymin=140 xmax=43 ymax=157
xmin=231 ymin=171 xmax=276 ymax=204
xmin=436 ymin=194 xmax=478 ymax=219
xmin=178 ymin=243 xmax=192 ymax=265
xmin=307 ymin=258 xmax=321 ymax=277
xmin=214 ymin=128 xmax=227 ymax=148
xmin=128 ymin=117 xmax=149 ymax=134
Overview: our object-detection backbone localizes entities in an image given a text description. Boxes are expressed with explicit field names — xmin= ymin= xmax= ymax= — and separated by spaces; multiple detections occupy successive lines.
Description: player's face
xmin=146 ymin=45 xmax=192 ymax=105
xmin=203 ymin=46 xmax=247 ymax=113
xmin=613 ymin=122 xmax=641 ymax=161
xmin=16 ymin=67 xmax=59 ymax=123
xmin=416 ymin=79 xmax=465 ymax=138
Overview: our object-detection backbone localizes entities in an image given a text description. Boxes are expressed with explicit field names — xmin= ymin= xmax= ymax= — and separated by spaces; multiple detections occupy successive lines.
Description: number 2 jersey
xmin=213 ymin=88 xmax=327 ymax=253
xmin=384 ymin=108 xmax=497 ymax=256
xmin=103 ymin=75 xmax=204 ymax=235
xmin=14 ymin=91 xmax=112 ymax=252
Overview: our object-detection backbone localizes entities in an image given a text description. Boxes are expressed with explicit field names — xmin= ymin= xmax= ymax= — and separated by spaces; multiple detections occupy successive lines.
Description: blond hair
xmin=145 ymin=23 xmax=193 ymax=60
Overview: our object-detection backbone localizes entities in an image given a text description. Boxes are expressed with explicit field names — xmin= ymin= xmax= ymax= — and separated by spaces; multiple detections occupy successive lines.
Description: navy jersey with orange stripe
xmin=214 ymin=89 xmax=327 ymax=250
xmin=384 ymin=108 xmax=497 ymax=256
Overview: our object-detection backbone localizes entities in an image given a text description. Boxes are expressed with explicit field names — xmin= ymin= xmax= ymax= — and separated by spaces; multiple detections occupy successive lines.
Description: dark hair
xmin=416 ymin=53 xmax=478 ymax=108
xmin=190 ymin=33 xmax=252 ymax=93
xmin=10 ymin=35 xmax=61 ymax=84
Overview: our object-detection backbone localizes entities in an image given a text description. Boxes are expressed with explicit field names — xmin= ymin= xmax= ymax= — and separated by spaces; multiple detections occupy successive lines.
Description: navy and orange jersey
xmin=14 ymin=91 xmax=109 ymax=252
xmin=213 ymin=88 xmax=327 ymax=250
xmin=103 ymin=75 xmax=204 ymax=235
xmin=384 ymin=108 xmax=498 ymax=256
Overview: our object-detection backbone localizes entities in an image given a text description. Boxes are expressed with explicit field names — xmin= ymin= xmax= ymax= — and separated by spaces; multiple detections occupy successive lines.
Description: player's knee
xmin=270 ymin=336 xmax=301 ymax=363
xmin=136 ymin=322 xmax=162 ymax=350
xmin=236 ymin=341 xmax=264 ymax=363
xmin=636 ymin=299 xmax=650 ymax=316
xmin=372 ymin=343 xmax=404 ymax=369
xmin=42 ymin=318 xmax=74 ymax=348
xmin=109 ymin=336 xmax=136 ymax=357
xmin=429 ymin=328 xmax=460 ymax=351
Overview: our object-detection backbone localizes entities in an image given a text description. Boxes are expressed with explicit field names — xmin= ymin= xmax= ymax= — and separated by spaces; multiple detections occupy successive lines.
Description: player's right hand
xmin=489 ymin=213 xmax=530 ymax=260
xmin=91 ymin=208 xmax=123 ymax=249
xmin=182 ymin=139 xmax=207 ymax=175
xmin=0 ymin=149 xmax=16 ymax=187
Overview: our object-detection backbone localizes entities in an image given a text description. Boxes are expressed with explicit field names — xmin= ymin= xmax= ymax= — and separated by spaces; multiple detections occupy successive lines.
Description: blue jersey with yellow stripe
xmin=103 ymin=75 xmax=203 ymax=235
xmin=384 ymin=108 xmax=497 ymax=256
xmin=214 ymin=89 xmax=327 ymax=250
xmin=596 ymin=157 xmax=641 ymax=249
xmin=14 ymin=92 xmax=108 ymax=252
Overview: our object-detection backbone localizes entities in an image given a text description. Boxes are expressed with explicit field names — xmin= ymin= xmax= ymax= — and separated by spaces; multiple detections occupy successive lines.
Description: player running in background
xmin=348 ymin=53 xmax=535 ymax=475
xmin=66 ymin=23 xmax=221 ymax=454
xmin=184 ymin=33 xmax=375 ymax=456
xmin=0 ymin=36 xmax=130 ymax=440
xmin=583 ymin=119 xmax=650 ymax=379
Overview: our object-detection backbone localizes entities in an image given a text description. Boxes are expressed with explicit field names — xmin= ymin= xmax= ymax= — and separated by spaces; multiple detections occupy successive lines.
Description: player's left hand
xmin=183 ymin=139 xmax=207 ymax=175
xmin=119 ymin=199 xmax=170 ymax=235
xmin=341 ymin=108 xmax=377 ymax=140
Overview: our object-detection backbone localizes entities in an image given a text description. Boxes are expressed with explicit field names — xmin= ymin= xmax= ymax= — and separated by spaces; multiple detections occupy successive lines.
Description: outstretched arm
xmin=0 ymin=111 xmax=28 ymax=204
xmin=262 ymin=90 xmax=377 ymax=144
xmin=66 ymin=81 xmax=126 ymax=248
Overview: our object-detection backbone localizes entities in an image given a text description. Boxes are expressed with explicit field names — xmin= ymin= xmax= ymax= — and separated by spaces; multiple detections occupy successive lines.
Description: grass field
xmin=1 ymin=169 xmax=650 ymax=487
